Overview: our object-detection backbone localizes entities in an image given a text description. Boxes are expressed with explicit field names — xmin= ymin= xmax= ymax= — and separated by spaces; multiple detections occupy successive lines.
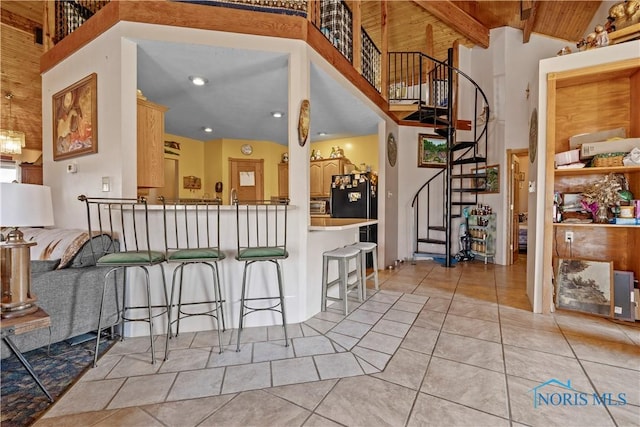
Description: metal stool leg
xmin=236 ymin=261 xmax=249 ymax=352
xmin=274 ymin=260 xmax=288 ymax=346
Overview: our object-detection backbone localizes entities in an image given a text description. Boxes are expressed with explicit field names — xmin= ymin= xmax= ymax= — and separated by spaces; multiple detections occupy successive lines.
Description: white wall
xmin=467 ymin=27 xmax=576 ymax=268
xmin=42 ymin=26 xmax=132 ymax=229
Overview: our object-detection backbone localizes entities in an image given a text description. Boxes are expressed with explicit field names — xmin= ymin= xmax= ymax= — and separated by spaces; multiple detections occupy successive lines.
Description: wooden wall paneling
xmin=631 ymin=69 xmax=640 ymax=137
xmin=552 ymin=225 xmax=637 ymax=273
xmin=554 ymin=78 xmax=631 ymax=153
xmin=0 ymin=22 xmax=43 ymax=151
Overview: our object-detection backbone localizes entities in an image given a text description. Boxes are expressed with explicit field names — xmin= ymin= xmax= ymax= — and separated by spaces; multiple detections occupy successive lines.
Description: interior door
xmin=229 ymin=158 xmax=264 ymax=202
xmin=163 ymin=158 xmax=179 ymax=200
xmin=510 ymin=153 xmax=521 ymax=263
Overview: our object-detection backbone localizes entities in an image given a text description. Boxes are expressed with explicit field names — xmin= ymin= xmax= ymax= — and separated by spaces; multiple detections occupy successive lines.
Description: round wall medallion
xmin=298 ymin=99 xmax=310 ymax=147
xmin=387 ymin=133 xmax=397 ymax=167
xmin=241 ymin=144 xmax=253 ymax=155
xmin=529 ymin=108 xmax=538 ymax=163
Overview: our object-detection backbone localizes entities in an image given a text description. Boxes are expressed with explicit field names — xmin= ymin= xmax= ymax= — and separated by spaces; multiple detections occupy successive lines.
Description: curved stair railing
xmin=390 ymin=48 xmax=490 ymax=267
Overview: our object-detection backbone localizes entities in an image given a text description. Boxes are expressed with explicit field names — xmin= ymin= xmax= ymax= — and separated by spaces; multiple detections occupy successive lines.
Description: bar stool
xmin=160 ymin=197 xmax=226 ymax=359
xmin=349 ymin=241 xmax=379 ymax=300
xmin=321 ymin=246 xmax=363 ymax=315
xmin=78 ymin=195 xmax=168 ymax=367
xmin=233 ymin=199 xmax=289 ymax=352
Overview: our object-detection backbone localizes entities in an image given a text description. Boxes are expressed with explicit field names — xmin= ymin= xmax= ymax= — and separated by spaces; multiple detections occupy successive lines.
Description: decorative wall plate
xmin=529 ymin=108 xmax=538 ymax=163
xmin=298 ymin=99 xmax=310 ymax=146
xmin=241 ymin=143 xmax=253 ymax=155
xmin=387 ymin=132 xmax=397 ymax=167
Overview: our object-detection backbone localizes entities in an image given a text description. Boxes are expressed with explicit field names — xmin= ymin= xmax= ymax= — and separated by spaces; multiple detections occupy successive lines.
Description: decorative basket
xmin=592 ymin=152 xmax=625 ymax=167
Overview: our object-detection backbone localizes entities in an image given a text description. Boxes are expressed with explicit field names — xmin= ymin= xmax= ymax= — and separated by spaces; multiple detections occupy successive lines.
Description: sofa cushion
xmin=31 ymin=259 xmax=61 ymax=273
xmin=19 ymin=228 xmax=113 ymax=269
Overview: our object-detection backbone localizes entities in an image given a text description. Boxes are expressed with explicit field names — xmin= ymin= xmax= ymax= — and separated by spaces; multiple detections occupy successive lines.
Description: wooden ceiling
xmin=359 ymin=1 xmax=603 ymax=59
xmin=1 ymin=0 xmax=604 ymax=153
xmin=1 ymin=0 xmax=44 ymax=152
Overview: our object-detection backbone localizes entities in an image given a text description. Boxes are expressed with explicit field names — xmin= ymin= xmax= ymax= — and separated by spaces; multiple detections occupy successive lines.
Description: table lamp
xmin=0 ymin=183 xmax=54 ymax=318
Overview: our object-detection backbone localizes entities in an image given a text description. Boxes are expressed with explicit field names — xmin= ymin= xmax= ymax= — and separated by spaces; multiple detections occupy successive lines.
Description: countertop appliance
xmin=330 ymin=172 xmax=378 ymax=267
xmin=310 ymin=200 xmax=328 ymax=215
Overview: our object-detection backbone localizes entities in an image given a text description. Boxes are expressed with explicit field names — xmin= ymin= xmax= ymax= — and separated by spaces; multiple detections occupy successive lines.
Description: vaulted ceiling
xmin=1 ymin=0 xmax=607 ymax=151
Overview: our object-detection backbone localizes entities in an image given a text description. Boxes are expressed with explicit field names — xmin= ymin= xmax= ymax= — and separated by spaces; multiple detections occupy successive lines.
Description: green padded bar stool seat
xmin=160 ymin=198 xmax=227 ymax=359
xmin=78 ymin=195 xmax=168 ymax=367
xmin=234 ymin=199 xmax=289 ymax=352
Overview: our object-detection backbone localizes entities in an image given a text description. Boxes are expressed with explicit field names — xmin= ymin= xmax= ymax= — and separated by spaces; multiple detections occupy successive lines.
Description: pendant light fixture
xmin=0 ymin=92 xmax=26 ymax=155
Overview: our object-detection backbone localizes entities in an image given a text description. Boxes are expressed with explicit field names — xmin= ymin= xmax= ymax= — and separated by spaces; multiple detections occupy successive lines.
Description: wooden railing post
xmin=381 ymin=0 xmax=388 ymax=101
xmin=43 ymin=0 xmax=56 ymax=51
xmin=352 ymin=0 xmax=362 ymax=73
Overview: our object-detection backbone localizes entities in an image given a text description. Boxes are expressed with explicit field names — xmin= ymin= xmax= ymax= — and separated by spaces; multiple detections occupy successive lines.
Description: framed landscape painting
xmin=52 ymin=73 xmax=97 ymax=161
xmin=418 ymin=134 xmax=447 ymax=167
xmin=471 ymin=164 xmax=500 ymax=193
xmin=555 ymin=258 xmax=613 ymax=317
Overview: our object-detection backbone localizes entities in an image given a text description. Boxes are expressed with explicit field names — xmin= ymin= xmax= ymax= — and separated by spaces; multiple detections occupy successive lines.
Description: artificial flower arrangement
xmin=580 ymin=173 xmax=623 ymax=222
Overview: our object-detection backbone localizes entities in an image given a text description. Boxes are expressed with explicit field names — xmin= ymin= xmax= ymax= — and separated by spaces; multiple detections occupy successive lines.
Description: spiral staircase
xmin=388 ymin=48 xmax=490 ymax=267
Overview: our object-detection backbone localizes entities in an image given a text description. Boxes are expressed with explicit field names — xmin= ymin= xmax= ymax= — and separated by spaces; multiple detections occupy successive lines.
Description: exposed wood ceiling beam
xmin=1 ymin=8 xmax=41 ymax=35
xmin=522 ymin=0 xmax=539 ymax=43
xmin=412 ymin=0 xmax=489 ymax=48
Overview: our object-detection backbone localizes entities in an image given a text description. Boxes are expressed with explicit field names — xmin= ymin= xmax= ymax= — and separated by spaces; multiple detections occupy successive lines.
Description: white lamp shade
xmin=0 ymin=183 xmax=54 ymax=227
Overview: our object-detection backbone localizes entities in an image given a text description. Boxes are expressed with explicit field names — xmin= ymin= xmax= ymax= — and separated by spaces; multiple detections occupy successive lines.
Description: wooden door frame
xmin=506 ymin=148 xmax=528 ymax=265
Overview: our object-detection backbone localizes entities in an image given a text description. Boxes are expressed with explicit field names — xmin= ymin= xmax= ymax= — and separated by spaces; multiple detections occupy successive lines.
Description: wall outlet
xmin=565 ymin=231 xmax=574 ymax=243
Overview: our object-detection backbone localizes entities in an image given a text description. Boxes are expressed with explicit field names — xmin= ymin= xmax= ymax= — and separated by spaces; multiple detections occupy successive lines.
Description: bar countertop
xmin=309 ymin=217 xmax=378 ymax=231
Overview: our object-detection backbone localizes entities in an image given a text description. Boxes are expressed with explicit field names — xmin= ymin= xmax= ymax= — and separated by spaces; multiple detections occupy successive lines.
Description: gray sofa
xmin=1 ymin=229 xmax=121 ymax=358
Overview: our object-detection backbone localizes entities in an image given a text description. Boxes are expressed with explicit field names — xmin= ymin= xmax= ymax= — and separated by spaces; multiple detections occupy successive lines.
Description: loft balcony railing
xmin=50 ymin=0 xmax=382 ymax=94
xmin=54 ymin=0 xmax=110 ymax=44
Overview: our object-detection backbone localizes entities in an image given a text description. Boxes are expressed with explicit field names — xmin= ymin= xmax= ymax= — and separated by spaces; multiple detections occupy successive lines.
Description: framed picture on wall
xmin=52 ymin=73 xmax=98 ymax=161
xmin=555 ymin=258 xmax=613 ymax=317
xmin=472 ymin=164 xmax=500 ymax=193
xmin=418 ymin=134 xmax=447 ymax=167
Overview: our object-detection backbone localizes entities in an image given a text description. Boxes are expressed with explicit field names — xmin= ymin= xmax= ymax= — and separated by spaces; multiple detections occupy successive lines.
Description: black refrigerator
xmin=330 ymin=172 xmax=378 ymax=267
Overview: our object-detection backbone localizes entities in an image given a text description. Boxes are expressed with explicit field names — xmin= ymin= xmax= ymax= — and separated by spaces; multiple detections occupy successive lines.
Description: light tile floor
xmin=35 ymin=258 xmax=640 ymax=426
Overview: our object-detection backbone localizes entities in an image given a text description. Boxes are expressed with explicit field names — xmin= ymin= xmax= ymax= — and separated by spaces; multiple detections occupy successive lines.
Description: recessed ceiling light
xmin=203 ymin=127 xmax=213 ymax=133
xmin=189 ymin=76 xmax=208 ymax=86
xmin=271 ymin=111 xmax=284 ymax=118
xmin=318 ymin=132 xmax=327 ymax=136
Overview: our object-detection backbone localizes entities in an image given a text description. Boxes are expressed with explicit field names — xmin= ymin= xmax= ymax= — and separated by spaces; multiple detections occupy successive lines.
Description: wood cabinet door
xmin=310 ymin=161 xmax=323 ymax=197
xmin=137 ymin=99 xmax=167 ymax=188
xmin=322 ymin=159 xmax=340 ymax=196
xmin=278 ymin=163 xmax=289 ymax=198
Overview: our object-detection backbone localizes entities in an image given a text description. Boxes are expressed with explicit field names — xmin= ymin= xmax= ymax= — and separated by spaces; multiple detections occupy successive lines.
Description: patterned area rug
xmin=1 ymin=336 xmax=114 ymax=427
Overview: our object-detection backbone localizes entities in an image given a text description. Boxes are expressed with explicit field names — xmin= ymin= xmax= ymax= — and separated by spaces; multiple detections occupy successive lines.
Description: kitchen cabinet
xmin=20 ymin=163 xmax=42 ymax=185
xmin=469 ymin=214 xmax=496 ymax=264
xmin=137 ymin=98 xmax=168 ymax=188
xmin=278 ymin=162 xmax=288 ymax=199
xmin=310 ymin=158 xmax=352 ymax=198
xmin=542 ymin=56 xmax=640 ymax=314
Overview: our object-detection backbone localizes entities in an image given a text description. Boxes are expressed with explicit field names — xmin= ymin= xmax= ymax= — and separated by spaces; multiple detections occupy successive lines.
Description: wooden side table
xmin=1 ymin=308 xmax=54 ymax=402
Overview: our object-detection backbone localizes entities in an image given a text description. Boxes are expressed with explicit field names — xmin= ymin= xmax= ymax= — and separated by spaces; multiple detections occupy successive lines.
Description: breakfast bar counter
xmin=309 ymin=217 xmax=378 ymax=231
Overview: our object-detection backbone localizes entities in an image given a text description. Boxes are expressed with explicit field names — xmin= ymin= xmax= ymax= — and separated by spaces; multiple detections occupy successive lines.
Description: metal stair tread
xmin=451 ymin=156 xmax=486 ymax=165
xmin=450 ymin=141 xmax=476 ymax=151
xmin=417 ymin=237 xmax=446 ymax=245
xmin=452 ymin=188 xmax=486 ymax=192
xmin=452 ymin=173 xmax=487 ymax=179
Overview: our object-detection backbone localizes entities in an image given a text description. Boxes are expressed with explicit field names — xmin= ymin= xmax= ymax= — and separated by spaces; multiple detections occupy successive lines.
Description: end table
xmin=1 ymin=308 xmax=54 ymax=402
